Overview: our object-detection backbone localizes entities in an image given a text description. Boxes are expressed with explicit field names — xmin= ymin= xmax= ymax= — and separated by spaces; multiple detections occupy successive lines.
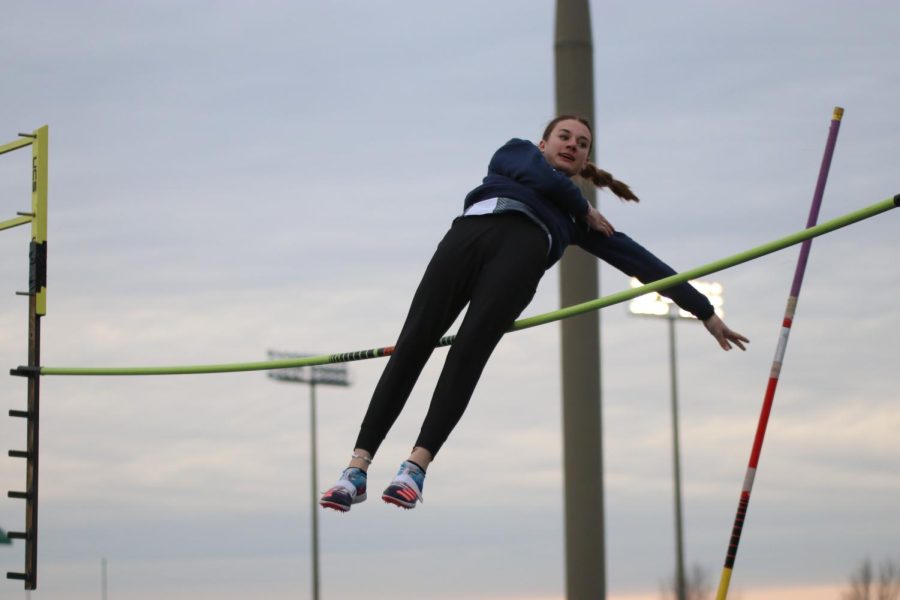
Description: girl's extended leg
xmin=413 ymin=215 xmax=548 ymax=458
xmin=353 ymin=219 xmax=483 ymax=458
xmin=380 ymin=215 xmax=547 ymax=509
xmin=322 ymin=222 xmax=482 ymax=513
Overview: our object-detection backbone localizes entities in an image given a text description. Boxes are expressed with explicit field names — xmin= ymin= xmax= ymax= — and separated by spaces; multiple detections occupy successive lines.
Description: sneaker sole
xmin=320 ymin=500 xmax=351 ymax=512
xmin=382 ymin=494 xmax=416 ymax=509
xmin=319 ymin=491 xmax=366 ymax=513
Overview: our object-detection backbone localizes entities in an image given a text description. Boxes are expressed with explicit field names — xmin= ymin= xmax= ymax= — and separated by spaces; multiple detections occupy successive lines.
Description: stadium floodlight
xmin=267 ymin=350 xmax=350 ymax=600
xmin=627 ymin=277 xmax=725 ymax=600
xmin=628 ymin=277 xmax=724 ymax=320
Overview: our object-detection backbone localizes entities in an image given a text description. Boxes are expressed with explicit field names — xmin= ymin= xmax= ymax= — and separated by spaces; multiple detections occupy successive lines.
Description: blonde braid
xmin=579 ymin=162 xmax=640 ymax=203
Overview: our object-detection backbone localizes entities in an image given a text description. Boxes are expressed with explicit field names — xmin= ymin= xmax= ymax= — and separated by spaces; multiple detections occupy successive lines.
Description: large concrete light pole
xmin=554 ymin=1 xmax=605 ymax=598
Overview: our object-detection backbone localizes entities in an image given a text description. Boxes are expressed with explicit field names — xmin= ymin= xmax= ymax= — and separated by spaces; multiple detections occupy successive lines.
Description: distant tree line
xmin=843 ymin=557 xmax=900 ymax=600
xmin=656 ymin=557 xmax=900 ymax=600
xmin=660 ymin=563 xmax=712 ymax=600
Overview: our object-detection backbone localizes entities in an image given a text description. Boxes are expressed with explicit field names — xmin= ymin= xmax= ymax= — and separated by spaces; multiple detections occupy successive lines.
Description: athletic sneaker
xmin=382 ymin=460 xmax=425 ymax=510
xmin=320 ymin=467 xmax=367 ymax=513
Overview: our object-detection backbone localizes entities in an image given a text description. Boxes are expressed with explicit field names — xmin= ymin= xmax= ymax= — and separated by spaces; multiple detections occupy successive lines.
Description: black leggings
xmin=355 ymin=213 xmax=548 ymax=458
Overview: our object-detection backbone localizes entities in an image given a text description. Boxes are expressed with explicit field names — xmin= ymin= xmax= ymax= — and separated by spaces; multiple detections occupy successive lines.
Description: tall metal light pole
xmin=267 ymin=351 xmax=350 ymax=600
xmin=628 ymin=279 xmax=724 ymax=600
xmin=554 ymin=2 xmax=605 ymax=599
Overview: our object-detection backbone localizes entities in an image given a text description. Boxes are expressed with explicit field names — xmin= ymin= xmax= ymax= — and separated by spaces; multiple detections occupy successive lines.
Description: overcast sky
xmin=2 ymin=2 xmax=898 ymax=599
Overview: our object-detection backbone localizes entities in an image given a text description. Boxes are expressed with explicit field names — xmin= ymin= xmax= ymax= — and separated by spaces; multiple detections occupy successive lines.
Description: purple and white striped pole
xmin=715 ymin=106 xmax=844 ymax=599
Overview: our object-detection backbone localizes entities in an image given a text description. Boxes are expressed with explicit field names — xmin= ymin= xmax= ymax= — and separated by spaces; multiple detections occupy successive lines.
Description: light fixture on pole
xmin=267 ymin=350 xmax=350 ymax=600
xmin=627 ymin=278 xmax=724 ymax=600
xmin=628 ymin=278 xmax=724 ymax=320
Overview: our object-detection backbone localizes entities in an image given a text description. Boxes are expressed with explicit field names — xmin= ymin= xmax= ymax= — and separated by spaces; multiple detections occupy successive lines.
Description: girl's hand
xmin=585 ymin=206 xmax=615 ymax=236
xmin=703 ymin=314 xmax=749 ymax=351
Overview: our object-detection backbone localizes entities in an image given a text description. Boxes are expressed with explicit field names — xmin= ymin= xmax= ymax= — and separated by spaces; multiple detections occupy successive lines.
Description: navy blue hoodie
xmin=463 ymin=138 xmax=589 ymax=265
xmin=463 ymin=138 xmax=714 ymax=320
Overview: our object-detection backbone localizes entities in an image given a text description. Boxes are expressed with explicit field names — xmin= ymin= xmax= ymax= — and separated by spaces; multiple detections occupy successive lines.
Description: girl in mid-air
xmin=320 ymin=116 xmax=748 ymax=512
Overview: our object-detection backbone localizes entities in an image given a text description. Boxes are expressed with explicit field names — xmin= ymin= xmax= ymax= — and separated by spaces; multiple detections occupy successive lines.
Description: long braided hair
xmin=541 ymin=115 xmax=640 ymax=203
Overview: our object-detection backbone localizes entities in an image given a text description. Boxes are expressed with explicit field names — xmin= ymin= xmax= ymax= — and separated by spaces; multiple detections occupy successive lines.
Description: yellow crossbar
xmin=0 ymin=137 xmax=33 ymax=156
xmin=0 ymin=215 xmax=34 ymax=232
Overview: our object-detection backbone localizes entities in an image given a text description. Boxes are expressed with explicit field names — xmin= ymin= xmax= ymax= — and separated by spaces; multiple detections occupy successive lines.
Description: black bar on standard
xmin=7 ymin=572 xmax=28 ymax=580
xmin=7 ymin=531 xmax=27 ymax=540
xmin=8 ymin=450 xmax=29 ymax=458
xmin=8 ymin=491 xmax=29 ymax=500
xmin=9 ymin=366 xmax=39 ymax=377
xmin=9 ymin=410 xmax=29 ymax=418
xmin=29 ymin=241 xmax=47 ymax=292
xmin=17 ymin=133 xmax=37 ymax=139
xmin=15 ymin=291 xmax=34 ymax=296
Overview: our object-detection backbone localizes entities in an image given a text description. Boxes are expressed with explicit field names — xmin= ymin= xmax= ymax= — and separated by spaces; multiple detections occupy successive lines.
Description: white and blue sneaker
xmin=382 ymin=460 xmax=425 ymax=510
xmin=320 ymin=467 xmax=367 ymax=513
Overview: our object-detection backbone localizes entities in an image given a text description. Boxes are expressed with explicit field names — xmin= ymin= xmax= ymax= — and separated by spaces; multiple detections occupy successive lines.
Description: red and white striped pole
xmin=715 ymin=106 xmax=844 ymax=599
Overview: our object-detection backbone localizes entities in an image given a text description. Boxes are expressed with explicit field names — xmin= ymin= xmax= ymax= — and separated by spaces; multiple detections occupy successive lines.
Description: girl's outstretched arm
xmin=575 ymin=228 xmax=749 ymax=351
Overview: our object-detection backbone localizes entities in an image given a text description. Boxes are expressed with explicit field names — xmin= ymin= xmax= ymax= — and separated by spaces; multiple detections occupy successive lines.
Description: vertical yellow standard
xmin=1 ymin=124 xmax=49 ymax=590
xmin=32 ymin=125 xmax=49 ymax=316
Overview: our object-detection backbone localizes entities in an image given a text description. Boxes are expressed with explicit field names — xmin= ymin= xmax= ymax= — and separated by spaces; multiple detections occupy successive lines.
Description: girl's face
xmin=539 ymin=119 xmax=592 ymax=176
